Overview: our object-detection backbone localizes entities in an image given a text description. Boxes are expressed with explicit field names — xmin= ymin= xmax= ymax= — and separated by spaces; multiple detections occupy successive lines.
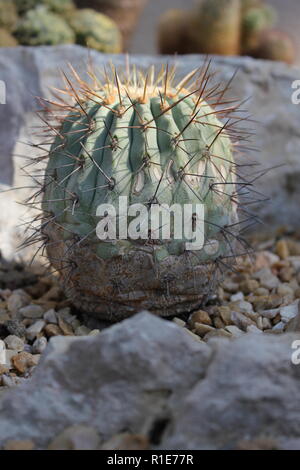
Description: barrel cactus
xmin=67 ymin=8 xmax=122 ymax=53
xmin=0 ymin=0 xmax=18 ymax=32
xmin=14 ymin=0 xmax=75 ymax=15
xmin=253 ymin=30 xmax=295 ymax=64
xmin=14 ymin=6 xmax=75 ymax=46
xmin=36 ymin=63 xmax=243 ymax=321
xmin=157 ymin=9 xmax=195 ymax=55
xmin=192 ymin=0 xmax=241 ymax=56
xmin=241 ymin=4 xmax=277 ymax=54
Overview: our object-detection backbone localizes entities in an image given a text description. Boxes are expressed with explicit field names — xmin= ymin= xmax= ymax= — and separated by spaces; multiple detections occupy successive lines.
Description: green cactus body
xmin=40 ymin=65 xmax=240 ymax=320
xmin=241 ymin=4 xmax=277 ymax=54
xmin=0 ymin=0 xmax=18 ymax=32
xmin=14 ymin=6 xmax=75 ymax=46
xmin=14 ymin=0 xmax=75 ymax=15
xmin=67 ymin=9 xmax=122 ymax=53
xmin=193 ymin=0 xmax=241 ymax=56
xmin=0 ymin=28 xmax=18 ymax=47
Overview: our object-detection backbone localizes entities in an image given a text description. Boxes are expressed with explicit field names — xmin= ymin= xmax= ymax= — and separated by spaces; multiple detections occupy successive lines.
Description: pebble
xmin=4 ymin=335 xmax=24 ymax=352
xmin=221 ymin=280 xmax=239 ymax=293
xmin=193 ymin=323 xmax=215 ymax=338
xmin=250 ymin=295 xmax=282 ymax=311
xmin=0 ymin=364 xmax=9 ymax=375
xmin=260 ymin=308 xmax=280 ymax=320
xmin=0 ymin=311 xmax=9 ymax=324
xmin=75 ymin=326 xmax=91 ymax=336
xmin=204 ymin=329 xmax=232 ymax=341
xmin=32 ymin=336 xmax=48 ymax=354
xmin=7 ymin=290 xmax=31 ymax=314
xmin=246 ymin=325 xmax=263 ymax=334
xmin=231 ymin=311 xmax=255 ymax=331
xmin=262 ymin=317 xmax=272 ymax=330
xmin=11 ymin=352 xmax=39 ymax=374
xmin=184 ymin=328 xmax=202 ymax=342
xmin=88 ymin=329 xmax=101 ymax=336
xmin=44 ymin=324 xmax=63 ymax=337
xmin=275 ymin=240 xmax=289 ymax=259
xmin=26 ymin=320 xmax=46 ymax=341
xmin=213 ymin=317 xmax=225 ymax=329
xmin=5 ymin=320 xmax=26 ymax=338
xmin=225 ymin=326 xmax=245 ymax=337
xmin=43 ymin=309 xmax=58 ymax=324
xmin=254 ymin=287 xmax=270 ymax=296
xmin=19 ymin=304 xmax=44 ymax=319
xmin=217 ymin=306 xmax=232 ymax=326
xmin=239 ymin=279 xmax=259 ymax=295
xmin=189 ymin=310 xmax=212 ymax=327
xmin=1 ymin=374 xmax=18 ymax=387
xmin=58 ymin=317 xmax=74 ymax=336
xmin=253 ymin=268 xmax=279 ymax=290
xmin=172 ymin=317 xmax=186 ymax=328
xmin=280 ymin=301 xmax=299 ymax=323
xmin=230 ymin=292 xmax=244 ymax=302
xmin=277 ymin=284 xmax=295 ymax=298
xmin=272 ymin=321 xmax=285 ymax=332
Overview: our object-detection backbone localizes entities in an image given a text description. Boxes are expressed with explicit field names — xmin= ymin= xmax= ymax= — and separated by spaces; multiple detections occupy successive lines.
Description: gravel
xmin=0 ymin=231 xmax=300 ymax=388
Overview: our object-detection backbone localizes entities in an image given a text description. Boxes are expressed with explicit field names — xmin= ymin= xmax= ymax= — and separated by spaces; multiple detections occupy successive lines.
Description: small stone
xmin=275 ymin=240 xmax=289 ymax=259
xmin=280 ymin=301 xmax=299 ymax=323
xmin=231 ymin=311 xmax=255 ymax=331
xmin=26 ymin=320 xmax=46 ymax=341
xmin=0 ymin=364 xmax=9 ymax=375
xmin=172 ymin=317 xmax=186 ymax=327
xmin=213 ymin=317 xmax=225 ymax=329
xmin=3 ymin=440 xmax=35 ymax=451
xmin=254 ymin=251 xmax=279 ymax=270
xmin=7 ymin=290 xmax=31 ymax=314
xmin=19 ymin=304 xmax=44 ymax=319
xmin=239 ymin=279 xmax=259 ymax=295
xmin=250 ymin=295 xmax=282 ymax=311
xmin=184 ymin=328 xmax=202 ymax=342
xmin=272 ymin=321 xmax=285 ymax=332
xmin=204 ymin=329 xmax=232 ymax=341
xmin=217 ymin=306 xmax=232 ymax=326
xmin=262 ymin=317 xmax=272 ymax=330
xmin=32 ymin=336 xmax=48 ymax=354
xmin=88 ymin=329 xmax=101 ymax=336
xmin=285 ymin=309 xmax=300 ymax=332
xmin=279 ymin=267 xmax=294 ymax=283
xmin=189 ymin=310 xmax=212 ymax=327
xmin=230 ymin=292 xmax=244 ymax=302
xmin=233 ymin=300 xmax=254 ymax=315
xmin=286 ymin=240 xmax=300 ymax=256
xmin=246 ymin=325 xmax=263 ymax=334
xmin=5 ymin=320 xmax=26 ymax=338
xmin=1 ymin=374 xmax=17 ymax=387
xmin=101 ymin=433 xmax=149 ymax=451
xmin=260 ymin=309 xmax=280 ymax=320
xmin=75 ymin=325 xmax=91 ymax=336
xmin=277 ymin=284 xmax=295 ymax=298
xmin=253 ymin=268 xmax=279 ymax=290
xmin=295 ymin=287 xmax=300 ymax=298
xmin=222 ymin=280 xmax=239 ymax=293
xmin=225 ymin=326 xmax=245 ymax=337
xmin=0 ymin=311 xmax=9 ymax=325
xmin=44 ymin=324 xmax=63 ymax=337
xmin=288 ymin=256 xmax=300 ymax=272
xmin=11 ymin=352 xmax=39 ymax=374
xmin=4 ymin=335 xmax=24 ymax=352
xmin=254 ymin=287 xmax=269 ymax=296
xmin=48 ymin=425 xmax=101 ymax=450
xmin=256 ymin=316 xmax=263 ymax=330
xmin=193 ymin=323 xmax=215 ymax=337
xmin=43 ymin=309 xmax=58 ymax=324
xmin=58 ymin=316 xmax=74 ymax=336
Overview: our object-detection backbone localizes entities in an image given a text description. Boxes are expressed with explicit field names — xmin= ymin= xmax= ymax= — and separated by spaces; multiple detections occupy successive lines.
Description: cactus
xmin=241 ymin=4 xmax=277 ymax=54
xmin=240 ymin=0 xmax=262 ymax=13
xmin=193 ymin=0 xmax=241 ymax=56
xmin=67 ymin=8 xmax=122 ymax=53
xmin=157 ymin=9 xmax=195 ymax=55
xmin=0 ymin=0 xmax=18 ymax=32
xmin=14 ymin=0 xmax=75 ymax=15
xmin=0 ymin=28 xmax=18 ymax=47
xmin=74 ymin=0 xmax=148 ymax=49
xmin=14 ymin=6 xmax=75 ymax=46
xmin=253 ymin=30 xmax=295 ymax=64
xmin=30 ymin=63 xmax=249 ymax=321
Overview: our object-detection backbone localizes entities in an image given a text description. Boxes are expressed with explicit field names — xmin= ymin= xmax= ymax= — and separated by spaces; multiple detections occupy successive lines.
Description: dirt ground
xmin=130 ymin=0 xmax=300 ymax=64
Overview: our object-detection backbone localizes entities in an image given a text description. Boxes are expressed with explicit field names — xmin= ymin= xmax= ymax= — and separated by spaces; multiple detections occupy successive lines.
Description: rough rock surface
xmin=0 ymin=46 xmax=300 ymax=257
xmin=0 ymin=312 xmax=299 ymax=450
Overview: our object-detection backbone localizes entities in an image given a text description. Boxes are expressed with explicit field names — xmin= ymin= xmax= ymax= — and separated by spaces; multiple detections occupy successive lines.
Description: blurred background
xmin=0 ymin=0 xmax=299 ymax=65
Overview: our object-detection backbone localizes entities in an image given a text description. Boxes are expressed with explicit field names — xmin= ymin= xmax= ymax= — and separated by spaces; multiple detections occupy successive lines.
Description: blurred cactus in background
xmin=157 ymin=0 xmax=296 ymax=64
xmin=192 ymin=0 xmax=241 ymax=56
xmin=14 ymin=0 xmax=75 ymax=15
xmin=14 ymin=6 xmax=75 ymax=46
xmin=0 ymin=0 xmax=18 ymax=32
xmin=157 ymin=9 xmax=195 ymax=55
xmin=0 ymin=28 xmax=18 ymax=47
xmin=74 ymin=0 xmax=148 ymax=49
xmin=67 ymin=8 xmax=122 ymax=53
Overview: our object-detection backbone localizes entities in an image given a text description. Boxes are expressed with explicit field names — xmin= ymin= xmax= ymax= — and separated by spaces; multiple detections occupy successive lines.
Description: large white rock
xmin=0 ymin=45 xmax=300 ymax=258
xmin=0 ymin=312 xmax=299 ymax=450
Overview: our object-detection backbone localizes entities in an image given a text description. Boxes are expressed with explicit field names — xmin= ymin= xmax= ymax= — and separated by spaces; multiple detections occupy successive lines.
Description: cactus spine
xmin=30 ymin=63 xmax=248 ymax=321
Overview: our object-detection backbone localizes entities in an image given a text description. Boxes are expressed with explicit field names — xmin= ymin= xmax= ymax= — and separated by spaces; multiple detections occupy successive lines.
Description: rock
xmin=260 ymin=308 xmax=280 ymax=320
xmin=5 ymin=320 xmax=26 ymax=338
xmin=88 ymin=329 xmax=101 ymax=336
xmin=272 ymin=322 xmax=285 ymax=332
xmin=224 ymin=326 xmax=245 ymax=337
xmin=230 ymin=292 xmax=244 ymax=302
xmin=275 ymin=240 xmax=290 ymax=259
xmin=11 ymin=352 xmax=39 ymax=374
xmin=193 ymin=323 xmax=215 ymax=338
xmin=277 ymin=284 xmax=295 ymax=298
xmin=280 ymin=301 xmax=300 ymax=323
xmin=19 ymin=305 xmax=44 ymax=319
xmin=217 ymin=306 xmax=233 ymax=326
xmin=239 ymin=279 xmax=259 ymax=295
xmin=251 ymin=295 xmax=282 ymax=311
xmin=74 ymin=326 xmax=91 ymax=336
xmin=7 ymin=290 xmax=31 ymax=314
xmin=3 ymin=440 xmax=35 ymax=451
xmin=0 ymin=313 xmax=211 ymax=448
xmin=26 ymin=320 xmax=46 ymax=341
xmin=163 ymin=333 xmax=300 ymax=450
xmin=32 ymin=337 xmax=48 ymax=354
xmin=253 ymin=268 xmax=280 ymax=290
xmin=0 ymin=311 xmax=9 ymax=325
xmin=230 ymin=311 xmax=255 ymax=332
xmin=285 ymin=305 xmax=300 ymax=332
xmin=4 ymin=335 xmax=24 ymax=352
xmin=189 ymin=310 xmax=212 ymax=327
xmin=172 ymin=317 xmax=186 ymax=328
xmin=44 ymin=324 xmax=63 ymax=338
xmin=1 ymin=46 xmax=300 ymax=259
xmin=246 ymin=325 xmax=263 ymax=334
xmin=57 ymin=317 xmax=74 ymax=336
xmin=47 ymin=426 xmax=100 ymax=451
xmin=100 ymin=433 xmax=149 ymax=451
xmin=43 ymin=309 xmax=57 ymax=324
